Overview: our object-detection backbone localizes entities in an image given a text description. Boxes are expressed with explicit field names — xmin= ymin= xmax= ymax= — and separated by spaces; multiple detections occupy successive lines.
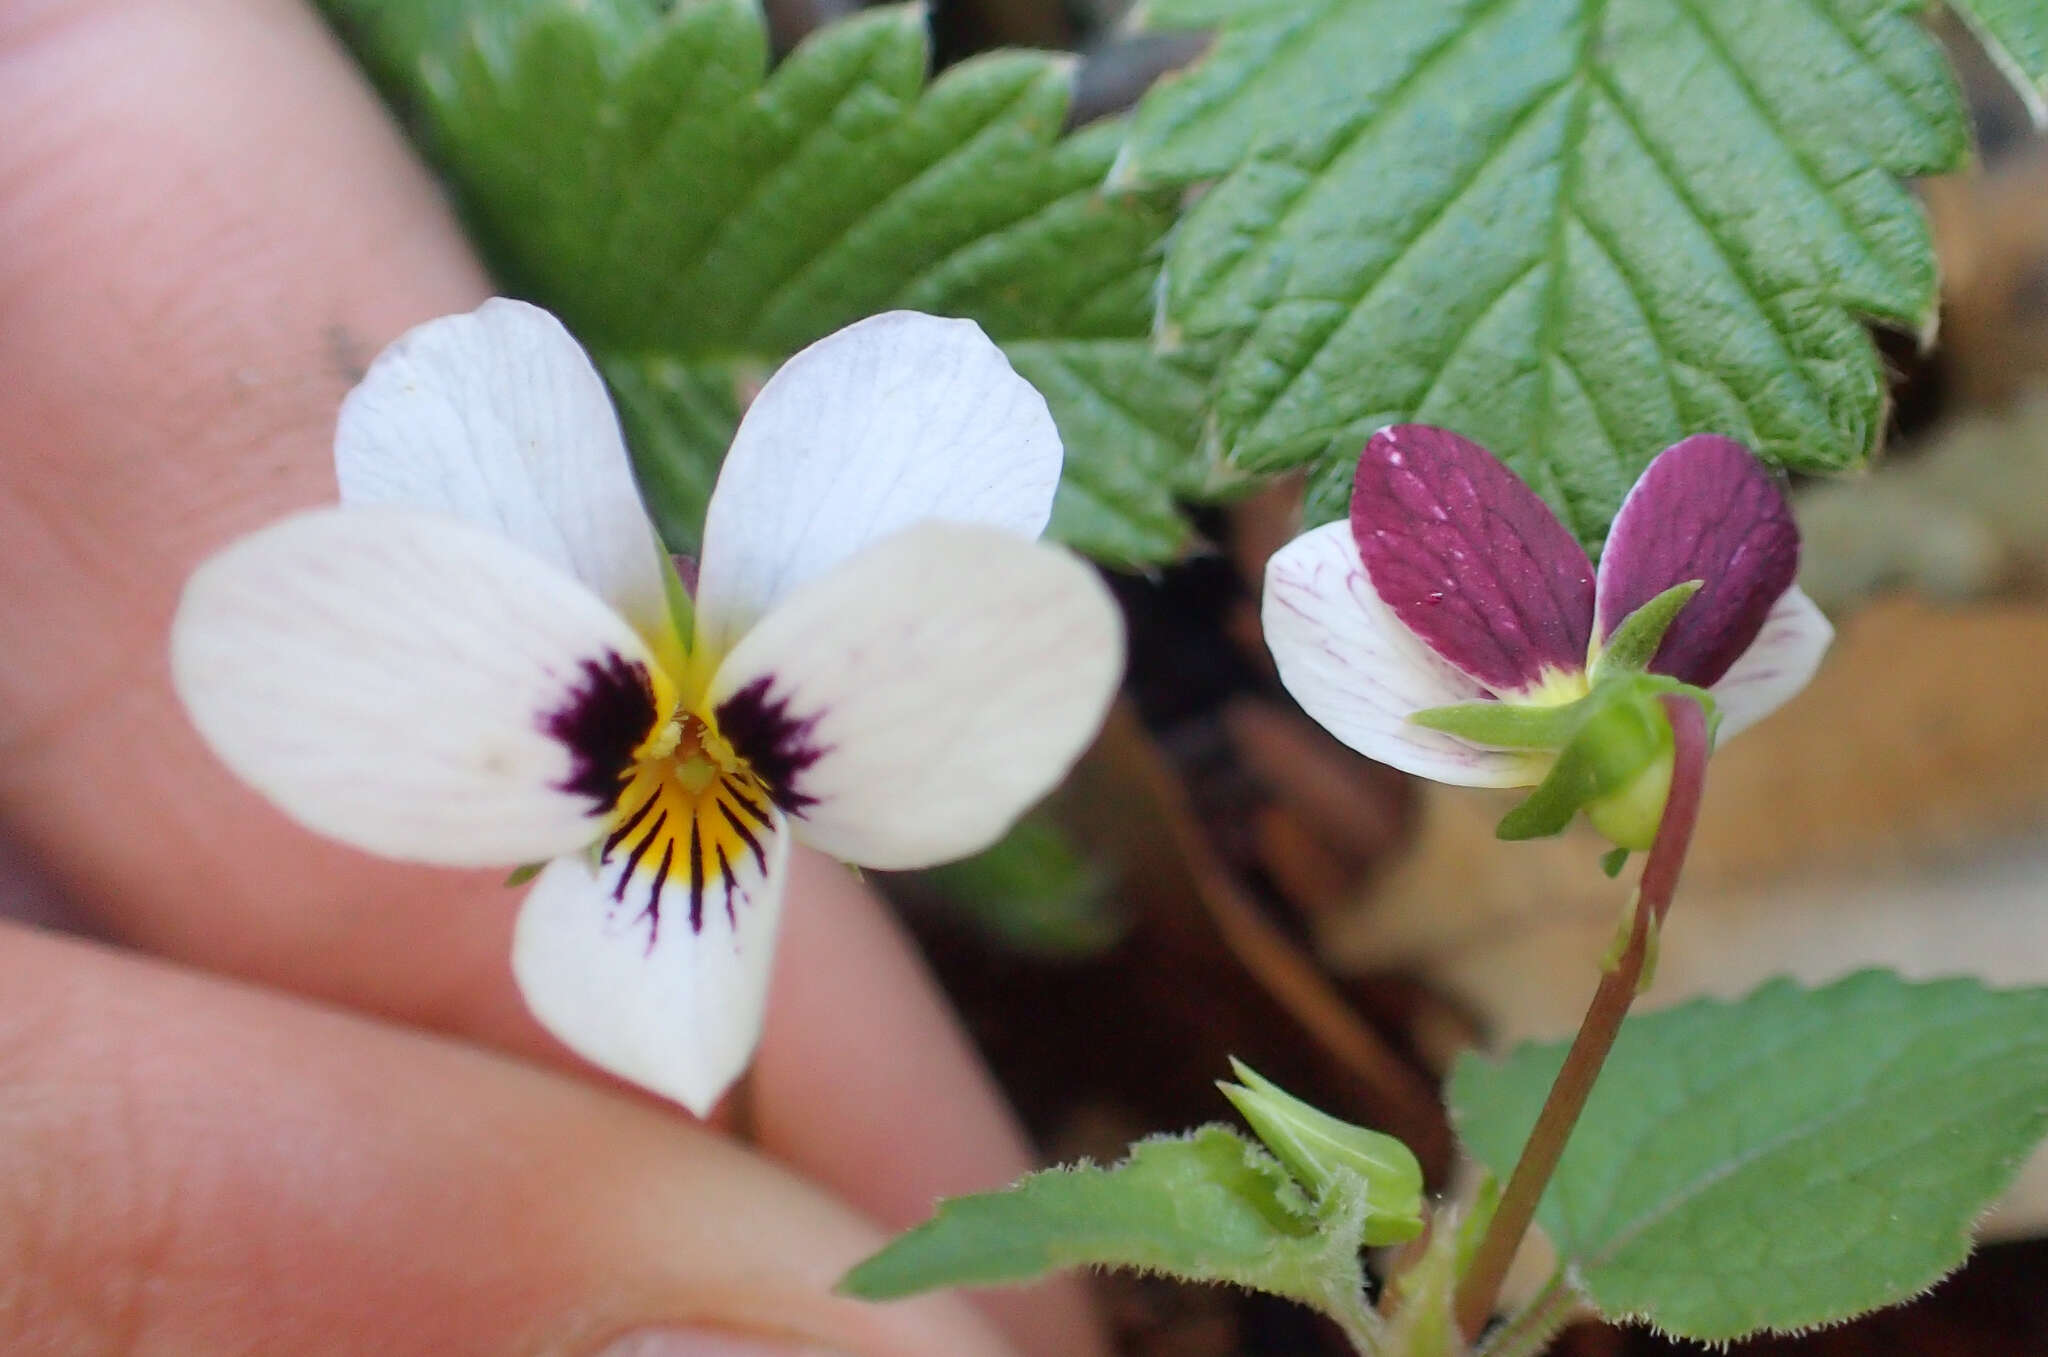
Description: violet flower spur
xmin=170 ymin=300 xmax=1124 ymax=1114
xmin=1262 ymin=424 xmax=1832 ymax=850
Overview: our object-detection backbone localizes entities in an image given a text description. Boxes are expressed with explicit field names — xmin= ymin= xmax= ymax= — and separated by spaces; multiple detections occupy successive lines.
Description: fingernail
xmin=595 ymin=1329 xmax=858 ymax=1357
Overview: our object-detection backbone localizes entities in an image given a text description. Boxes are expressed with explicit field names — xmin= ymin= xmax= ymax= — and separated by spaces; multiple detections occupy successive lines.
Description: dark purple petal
xmin=1595 ymin=435 xmax=1798 ymax=687
xmin=1348 ymin=425 xmax=1595 ymax=695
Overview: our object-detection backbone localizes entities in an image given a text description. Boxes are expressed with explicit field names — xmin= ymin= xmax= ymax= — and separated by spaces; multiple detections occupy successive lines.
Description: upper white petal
xmin=171 ymin=505 xmax=665 ymax=867
xmin=1708 ymin=585 xmax=1833 ymax=743
xmin=693 ymin=312 xmax=1061 ymax=656
xmin=706 ymin=522 xmax=1123 ymax=870
xmin=1262 ymin=520 xmax=1541 ymax=788
xmin=512 ymin=809 xmax=790 ymax=1116
xmin=335 ymin=299 xmax=672 ymax=638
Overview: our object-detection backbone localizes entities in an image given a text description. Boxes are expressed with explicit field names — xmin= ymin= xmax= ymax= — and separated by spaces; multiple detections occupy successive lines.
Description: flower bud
xmin=1219 ymin=1059 xmax=1425 ymax=1244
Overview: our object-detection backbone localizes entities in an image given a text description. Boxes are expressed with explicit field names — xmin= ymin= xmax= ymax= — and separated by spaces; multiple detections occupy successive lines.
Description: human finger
xmin=0 ymin=915 xmax=1023 ymax=1357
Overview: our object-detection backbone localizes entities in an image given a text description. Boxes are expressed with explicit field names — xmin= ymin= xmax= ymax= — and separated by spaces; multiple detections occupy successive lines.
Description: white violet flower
xmin=1262 ymin=424 xmax=1833 ymax=850
xmin=171 ymin=301 xmax=1124 ymax=1114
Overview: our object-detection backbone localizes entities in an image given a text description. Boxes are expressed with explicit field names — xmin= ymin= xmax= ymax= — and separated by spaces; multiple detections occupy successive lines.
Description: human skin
xmin=0 ymin=2 xmax=1107 ymax=1354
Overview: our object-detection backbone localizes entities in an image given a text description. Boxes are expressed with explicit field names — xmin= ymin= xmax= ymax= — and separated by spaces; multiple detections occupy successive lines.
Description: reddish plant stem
xmin=1450 ymin=696 xmax=1710 ymax=1342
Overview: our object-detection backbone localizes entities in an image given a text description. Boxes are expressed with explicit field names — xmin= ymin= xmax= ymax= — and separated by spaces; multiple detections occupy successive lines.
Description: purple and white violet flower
xmin=1263 ymin=424 xmax=1831 ymax=850
xmin=171 ymin=300 xmax=1123 ymax=1114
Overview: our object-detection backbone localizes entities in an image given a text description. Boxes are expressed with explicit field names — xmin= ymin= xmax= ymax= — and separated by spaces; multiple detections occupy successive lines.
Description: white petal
xmin=705 ymin=522 xmax=1122 ymax=870
xmin=1262 ymin=520 xmax=1542 ymax=788
xmin=335 ymin=299 xmax=672 ymax=638
xmin=693 ymin=312 xmax=1061 ymax=655
xmin=1709 ymin=585 xmax=1833 ymax=742
xmin=171 ymin=506 xmax=670 ymax=867
xmin=512 ymin=801 xmax=790 ymax=1115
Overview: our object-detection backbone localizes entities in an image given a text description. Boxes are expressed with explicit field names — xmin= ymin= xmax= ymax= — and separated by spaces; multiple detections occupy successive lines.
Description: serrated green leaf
xmin=1449 ymin=970 xmax=2048 ymax=1340
xmin=318 ymin=0 xmax=1218 ymax=566
xmin=1126 ymin=0 xmax=1968 ymax=549
xmin=1949 ymin=0 xmax=2048 ymax=121
xmin=601 ymin=353 xmax=758 ymax=558
xmin=839 ymin=1126 xmax=1366 ymax=1307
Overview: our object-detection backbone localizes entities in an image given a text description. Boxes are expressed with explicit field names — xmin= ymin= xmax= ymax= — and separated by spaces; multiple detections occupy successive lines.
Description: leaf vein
xmin=1583 ymin=69 xmax=1829 ymax=427
xmin=1248 ymin=76 xmax=1576 ymax=441
xmin=747 ymin=73 xmax=1058 ymax=336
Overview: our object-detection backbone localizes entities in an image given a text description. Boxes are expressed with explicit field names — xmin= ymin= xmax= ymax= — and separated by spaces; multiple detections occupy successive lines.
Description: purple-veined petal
xmin=1709 ymin=585 xmax=1832 ymax=742
xmin=170 ymin=506 xmax=674 ymax=867
xmin=1350 ymin=425 xmax=1594 ymax=696
xmin=1263 ymin=520 xmax=1547 ymax=788
xmin=1595 ymin=434 xmax=1799 ymax=687
xmin=704 ymin=522 xmax=1122 ymax=870
xmin=335 ymin=300 xmax=674 ymax=643
xmin=693 ymin=312 xmax=1061 ymax=657
xmin=511 ymin=803 xmax=790 ymax=1115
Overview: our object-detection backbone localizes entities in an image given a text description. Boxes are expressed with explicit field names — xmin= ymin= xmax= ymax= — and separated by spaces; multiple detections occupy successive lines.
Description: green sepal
xmin=1495 ymin=680 xmax=1675 ymax=842
xmin=1219 ymin=1058 xmax=1426 ymax=1245
xmin=1495 ymin=699 xmax=1660 ymax=840
xmin=504 ymin=862 xmax=545 ymax=887
xmin=1599 ymin=846 xmax=1631 ymax=878
xmin=1409 ymin=694 xmax=1590 ymax=750
xmin=1589 ymin=580 xmax=1703 ymax=681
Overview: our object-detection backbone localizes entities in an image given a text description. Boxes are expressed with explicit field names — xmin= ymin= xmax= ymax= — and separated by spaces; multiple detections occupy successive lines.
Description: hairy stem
xmin=1451 ymin=696 xmax=1710 ymax=1341
xmin=1474 ymin=1273 xmax=1584 ymax=1357
xmin=1326 ymin=1278 xmax=1386 ymax=1356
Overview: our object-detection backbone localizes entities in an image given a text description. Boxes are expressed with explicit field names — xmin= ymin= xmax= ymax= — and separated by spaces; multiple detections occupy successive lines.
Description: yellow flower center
xmin=602 ymin=707 xmax=778 ymax=940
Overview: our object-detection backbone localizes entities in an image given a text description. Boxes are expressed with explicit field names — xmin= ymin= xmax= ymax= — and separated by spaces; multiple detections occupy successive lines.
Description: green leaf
xmin=916 ymin=808 xmax=1131 ymax=959
xmin=839 ymin=1127 xmax=1366 ymax=1307
xmin=318 ymin=0 xmax=1219 ymax=566
xmin=1949 ymin=0 xmax=2048 ymax=121
xmin=1449 ymin=970 xmax=2048 ymax=1340
xmin=601 ymin=353 xmax=758 ymax=558
xmin=1125 ymin=0 xmax=1968 ymax=548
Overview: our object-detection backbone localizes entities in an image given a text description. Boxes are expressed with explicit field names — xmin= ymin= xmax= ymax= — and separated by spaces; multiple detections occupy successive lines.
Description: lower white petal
xmin=171 ymin=506 xmax=668 ymax=867
xmin=1709 ymin=585 xmax=1833 ymax=742
xmin=705 ymin=522 xmax=1123 ymax=870
xmin=1263 ymin=520 xmax=1541 ymax=788
xmin=511 ymin=797 xmax=790 ymax=1115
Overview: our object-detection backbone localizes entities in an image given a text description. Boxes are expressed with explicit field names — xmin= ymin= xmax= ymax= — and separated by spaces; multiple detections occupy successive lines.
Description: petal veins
xmin=1350 ymin=425 xmax=1594 ymax=695
xmin=1596 ymin=435 xmax=1799 ymax=687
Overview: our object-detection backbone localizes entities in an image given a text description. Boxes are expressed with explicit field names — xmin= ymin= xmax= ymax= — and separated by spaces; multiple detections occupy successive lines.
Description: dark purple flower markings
xmin=541 ymin=651 xmax=659 ymax=814
xmin=715 ymin=675 xmax=830 ymax=815
xmin=1348 ymin=425 xmax=1798 ymax=696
